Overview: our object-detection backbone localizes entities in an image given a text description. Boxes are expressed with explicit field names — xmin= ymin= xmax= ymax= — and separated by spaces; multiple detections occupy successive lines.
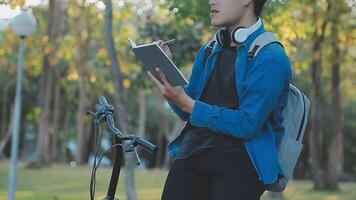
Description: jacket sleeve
xmin=189 ymin=49 xmax=291 ymax=140
xmin=167 ymin=46 xmax=206 ymax=121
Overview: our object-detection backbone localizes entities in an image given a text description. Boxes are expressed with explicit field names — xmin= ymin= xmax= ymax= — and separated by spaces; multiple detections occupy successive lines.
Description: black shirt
xmin=175 ymin=45 xmax=247 ymax=159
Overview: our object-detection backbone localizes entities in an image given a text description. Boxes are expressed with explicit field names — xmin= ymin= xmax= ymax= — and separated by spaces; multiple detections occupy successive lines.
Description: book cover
xmin=128 ymin=37 xmax=188 ymax=86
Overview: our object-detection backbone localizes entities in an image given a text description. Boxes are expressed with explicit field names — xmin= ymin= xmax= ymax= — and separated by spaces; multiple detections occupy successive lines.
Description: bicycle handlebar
xmin=90 ymin=96 xmax=158 ymax=154
xmin=134 ymin=137 xmax=158 ymax=153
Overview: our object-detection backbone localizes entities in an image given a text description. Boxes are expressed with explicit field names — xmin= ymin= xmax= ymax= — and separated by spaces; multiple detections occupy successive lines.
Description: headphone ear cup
xmin=232 ymin=27 xmax=249 ymax=44
xmin=215 ymin=30 xmax=221 ymax=46
xmin=215 ymin=29 xmax=224 ymax=46
xmin=217 ymin=28 xmax=234 ymax=46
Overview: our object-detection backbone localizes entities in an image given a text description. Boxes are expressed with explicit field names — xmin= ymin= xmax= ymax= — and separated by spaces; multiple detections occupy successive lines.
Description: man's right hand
xmin=155 ymin=40 xmax=173 ymax=60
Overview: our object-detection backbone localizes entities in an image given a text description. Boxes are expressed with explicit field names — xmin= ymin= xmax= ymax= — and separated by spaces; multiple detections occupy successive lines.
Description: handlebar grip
xmin=135 ymin=137 xmax=158 ymax=154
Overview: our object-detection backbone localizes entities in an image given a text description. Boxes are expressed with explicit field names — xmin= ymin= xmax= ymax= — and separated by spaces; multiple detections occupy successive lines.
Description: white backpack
xmin=204 ymin=32 xmax=311 ymax=192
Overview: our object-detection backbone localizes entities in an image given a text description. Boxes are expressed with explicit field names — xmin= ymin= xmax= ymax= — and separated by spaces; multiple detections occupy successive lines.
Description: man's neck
xmin=227 ymin=15 xmax=258 ymax=34
xmin=227 ymin=15 xmax=258 ymax=46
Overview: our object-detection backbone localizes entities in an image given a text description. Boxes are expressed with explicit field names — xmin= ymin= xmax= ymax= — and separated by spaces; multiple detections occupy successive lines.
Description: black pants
xmin=161 ymin=149 xmax=266 ymax=200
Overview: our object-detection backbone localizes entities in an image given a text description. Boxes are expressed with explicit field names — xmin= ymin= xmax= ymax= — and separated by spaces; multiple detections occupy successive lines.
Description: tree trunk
xmin=0 ymin=105 xmax=14 ymax=158
xmin=104 ymin=1 xmax=137 ymax=199
xmin=1 ymin=81 xmax=12 ymax=140
xmin=309 ymin=42 xmax=324 ymax=189
xmin=137 ymin=89 xmax=146 ymax=138
xmin=75 ymin=78 xmax=89 ymax=164
xmin=155 ymin=97 xmax=167 ymax=168
xmin=51 ymin=74 xmax=61 ymax=161
xmin=36 ymin=0 xmax=56 ymax=166
xmin=36 ymin=0 xmax=67 ymax=166
xmin=74 ymin=1 xmax=92 ymax=165
xmin=37 ymin=56 xmax=53 ymax=165
xmin=163 ymin=119 xmax=185 ymax=169
xmin=50 ymin=1 xmax=67 ymax=163
xmin=308 ymin=2 xmax=330 ymax=189
xmin=0 ymin=80 xmax=15 ymax=158
xmin=60 ymin=108 xmax=71 ymax=162
xmin=325 ymin=20 xmax=344 ymax=190
xmin=137 ymin=88 xmax=147 ymax=164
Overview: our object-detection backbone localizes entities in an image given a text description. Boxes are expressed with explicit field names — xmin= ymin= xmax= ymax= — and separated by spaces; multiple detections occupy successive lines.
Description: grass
xmin=1 ymin=160 xmax=355 ymax=200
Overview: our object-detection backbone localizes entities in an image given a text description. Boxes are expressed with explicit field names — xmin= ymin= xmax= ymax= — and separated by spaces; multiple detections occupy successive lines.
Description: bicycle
xmin=87 ymin=96 xmax=158 ymax=200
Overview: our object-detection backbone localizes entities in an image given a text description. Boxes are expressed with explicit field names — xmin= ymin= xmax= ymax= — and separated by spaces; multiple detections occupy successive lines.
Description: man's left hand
xmin=147 ymin=67 xmax=195 ymax=114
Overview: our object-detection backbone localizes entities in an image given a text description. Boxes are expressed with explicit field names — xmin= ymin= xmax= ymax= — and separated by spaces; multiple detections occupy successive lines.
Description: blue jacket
xmin=166 ymin=20 xmax=292 ymax=185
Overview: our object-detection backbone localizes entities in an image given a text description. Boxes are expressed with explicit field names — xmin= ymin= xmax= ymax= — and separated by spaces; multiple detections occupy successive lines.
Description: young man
xmin=147 ymin=0 xmax=292 ymax=199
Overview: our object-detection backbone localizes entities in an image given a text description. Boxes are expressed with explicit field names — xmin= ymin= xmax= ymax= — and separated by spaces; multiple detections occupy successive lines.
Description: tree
xmin=36 ymin=0 xmax=58 ymax=166
xmin=325 ymin=1 xmax=351 ymax=190
xmin=307 ymin=0 xmax=331 ymax=189
xmin=104 ymin=0 xmax=137 ymax=199
xmin=73 ymin=1 xmax=95 ymax=165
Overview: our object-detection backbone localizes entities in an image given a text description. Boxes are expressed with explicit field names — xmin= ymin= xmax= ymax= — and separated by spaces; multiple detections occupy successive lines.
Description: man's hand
xmin=155 ymin=40 xmax=173 ymax=60
xmin=147 ymin=67 xmax=195 ymax=113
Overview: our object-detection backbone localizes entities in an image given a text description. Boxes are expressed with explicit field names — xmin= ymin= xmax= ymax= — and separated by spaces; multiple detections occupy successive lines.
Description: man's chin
xmin=211 ymin=19 xmax=228 ymax=28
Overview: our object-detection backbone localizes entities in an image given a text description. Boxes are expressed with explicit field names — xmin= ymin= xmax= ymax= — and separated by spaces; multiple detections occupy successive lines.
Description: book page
xmin=127 ymin=37 xmax=137 ymax=48
xmin=128 ymin=37 xmax=157 ymax=49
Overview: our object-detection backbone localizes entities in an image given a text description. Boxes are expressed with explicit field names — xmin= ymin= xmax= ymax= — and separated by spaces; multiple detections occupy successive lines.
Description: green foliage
xmin=169 ymin=0 xmax=211 ymax=26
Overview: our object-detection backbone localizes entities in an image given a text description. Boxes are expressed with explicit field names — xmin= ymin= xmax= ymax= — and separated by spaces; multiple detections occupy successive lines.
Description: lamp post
xmin=8 ymin=9 xmax=36 ymax=200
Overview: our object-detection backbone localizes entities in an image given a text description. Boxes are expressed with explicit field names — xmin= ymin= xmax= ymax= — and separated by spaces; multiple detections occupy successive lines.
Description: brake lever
xmin=122 ymin=137 xmax=141 ymax=166
xmin=133 ymin=147 xmax=141 ymax=166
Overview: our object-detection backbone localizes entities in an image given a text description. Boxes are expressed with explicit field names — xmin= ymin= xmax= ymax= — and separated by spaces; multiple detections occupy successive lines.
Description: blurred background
xmin=0 ymin=0 xmax=355 ymax=199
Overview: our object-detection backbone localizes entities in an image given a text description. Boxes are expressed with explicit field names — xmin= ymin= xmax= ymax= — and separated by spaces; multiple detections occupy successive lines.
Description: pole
xmin=8 ymin=37 xmax=25 ymax=200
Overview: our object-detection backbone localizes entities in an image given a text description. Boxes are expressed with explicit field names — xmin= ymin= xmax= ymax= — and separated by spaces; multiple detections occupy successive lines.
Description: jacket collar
xmin=241 ymin=18 xmax=266 ymax=48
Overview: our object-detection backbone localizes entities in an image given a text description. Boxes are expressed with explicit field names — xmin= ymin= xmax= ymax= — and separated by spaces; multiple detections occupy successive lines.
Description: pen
xmin=162 ymin=39 xmax=176 ymax=46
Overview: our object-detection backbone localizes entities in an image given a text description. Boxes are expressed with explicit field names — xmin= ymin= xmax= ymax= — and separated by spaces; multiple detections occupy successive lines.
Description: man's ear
xmin=242 ymin=0 xmax=253 ymax=6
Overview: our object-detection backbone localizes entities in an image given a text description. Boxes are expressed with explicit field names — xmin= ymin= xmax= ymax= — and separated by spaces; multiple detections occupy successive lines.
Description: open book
xmin=128 ymin=37 xmax=188 ymax=86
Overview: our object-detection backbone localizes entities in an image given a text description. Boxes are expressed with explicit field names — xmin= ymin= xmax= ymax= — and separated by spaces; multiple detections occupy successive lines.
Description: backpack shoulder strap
xmin=247 ymin=32 xmax=284 ymax=61
xmin=203 ymin=39 xmax=216 ymax=67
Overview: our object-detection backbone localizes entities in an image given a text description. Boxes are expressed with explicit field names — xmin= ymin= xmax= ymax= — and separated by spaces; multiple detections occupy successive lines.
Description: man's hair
xmin=253 ymin=0 xmax=267 ymax=16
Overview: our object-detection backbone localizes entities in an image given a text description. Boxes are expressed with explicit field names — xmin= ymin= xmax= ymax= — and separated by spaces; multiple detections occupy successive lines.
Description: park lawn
xmin=0 ymin=161 xmax=355 ymax=200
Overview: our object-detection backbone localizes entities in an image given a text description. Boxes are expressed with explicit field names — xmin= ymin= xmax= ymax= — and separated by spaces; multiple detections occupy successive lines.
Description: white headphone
xmin=215 ymin=17 xmax=262 ymax=46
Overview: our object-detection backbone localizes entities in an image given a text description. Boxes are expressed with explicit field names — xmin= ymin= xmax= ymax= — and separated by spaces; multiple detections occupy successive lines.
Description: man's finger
xmin=154 ymin=40 xmax=163 ymax=46
xmin=156 ymin=68 xmax=169 ymax=85
xmin=147 ymin=71 xmax=164 ymax=90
